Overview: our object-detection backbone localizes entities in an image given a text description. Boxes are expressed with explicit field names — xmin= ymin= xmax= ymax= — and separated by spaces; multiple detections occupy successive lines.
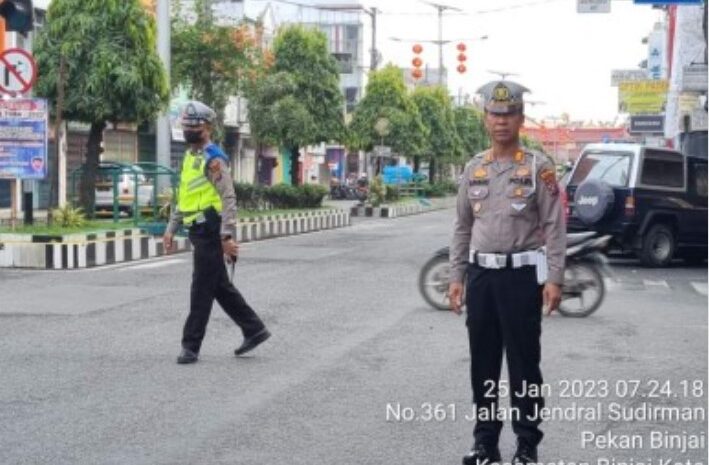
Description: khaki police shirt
xmin=166 ymin=153 xmax=238 ymax=240
xmin=450 ymin=148 xmax=566 ymax=284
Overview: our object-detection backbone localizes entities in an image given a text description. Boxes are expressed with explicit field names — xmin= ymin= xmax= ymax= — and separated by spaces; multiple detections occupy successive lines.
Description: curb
xmin=350 ymin=197 xmax=456 ymax=218
xmin=0 ymin=209 xmax=350 ymax=269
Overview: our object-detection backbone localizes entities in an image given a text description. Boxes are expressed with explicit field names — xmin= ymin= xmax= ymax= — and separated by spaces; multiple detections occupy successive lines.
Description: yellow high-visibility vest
xmin=177 ymin=151 xmax=222 ymax=224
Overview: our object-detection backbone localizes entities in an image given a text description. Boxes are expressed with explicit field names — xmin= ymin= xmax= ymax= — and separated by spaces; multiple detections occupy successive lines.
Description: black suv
xmin=565 ymin=143 xmax=707 ymax=267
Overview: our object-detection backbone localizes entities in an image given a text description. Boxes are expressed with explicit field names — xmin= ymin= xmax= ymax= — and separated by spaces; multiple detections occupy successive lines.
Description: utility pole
xmin=370 ymin=7 xmax=377 ymax=71
xmin=156 ymin=0 xmax=171 ymax=177
xmin=420 ymin=1 xmax=461 ymax=86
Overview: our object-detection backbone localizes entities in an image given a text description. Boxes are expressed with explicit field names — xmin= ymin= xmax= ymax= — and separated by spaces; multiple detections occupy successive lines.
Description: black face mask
xmin=183 ymin=130 xmax=203 ymax=144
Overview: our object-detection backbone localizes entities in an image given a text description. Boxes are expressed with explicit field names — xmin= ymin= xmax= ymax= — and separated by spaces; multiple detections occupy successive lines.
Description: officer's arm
xmin=207 ymin=158 xmax=238 ymax=240
xmin=536 ymin=158 xmax=567 ymax=284
xmin=450 ymin=163 xmax=474 ymax=284
xmin=165 ymin=204 xmax=183 ymax=235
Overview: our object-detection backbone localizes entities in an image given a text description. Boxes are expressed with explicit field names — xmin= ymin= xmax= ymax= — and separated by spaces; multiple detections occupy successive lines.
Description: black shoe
xmin=235 ymin=329 xmax=271 ymax=356
xmin=462 ymin=444 xmax=501 ymax=465
xmin=512 ymin=444 xmax=538 ymax=464
xmin=177 ymin=348 xmax=199 ymax=364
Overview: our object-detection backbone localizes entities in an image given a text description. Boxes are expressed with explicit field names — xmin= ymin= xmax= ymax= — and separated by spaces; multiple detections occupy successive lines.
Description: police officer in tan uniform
xmin=164 ymin=101 xmax=270 ymax=365
xmin=449 ymin=81 xmax=566 ymax=465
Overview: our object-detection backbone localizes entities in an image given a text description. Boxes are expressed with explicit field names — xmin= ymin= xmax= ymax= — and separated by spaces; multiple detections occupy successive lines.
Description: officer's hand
xmin=163 ymin=232 xmax=175 ymax=254
xmin=449 ymin=282 xmax=464 ymax=315
xmin=222 ymin=238 xmax=239 ymax=260
xmin=543 ymin=282 xmax=562 ymax=315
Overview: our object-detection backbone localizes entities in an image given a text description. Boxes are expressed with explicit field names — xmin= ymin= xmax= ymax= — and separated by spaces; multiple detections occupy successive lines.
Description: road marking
xmin=119 ymin=258 xmax=186 ymax=271
xmin=643 ymin=279 xmax=670 ymax=289
xmin=690 ymin=282 xmax=708 ymax=296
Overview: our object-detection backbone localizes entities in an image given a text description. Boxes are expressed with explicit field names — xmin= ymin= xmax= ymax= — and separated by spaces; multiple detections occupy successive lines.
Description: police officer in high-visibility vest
xmin=164 ymin=101 xmax=270 ymax=364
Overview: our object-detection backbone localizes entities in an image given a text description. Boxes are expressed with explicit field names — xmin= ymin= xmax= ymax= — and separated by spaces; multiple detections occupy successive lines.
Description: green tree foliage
xmin=411 ymin=85 xmax=461 ymax=182
xmin=34 ymin=0 xmax=169 ymax=215
xmin=248 ymin=25 xmax=344 ymax=185
xmin=521 ymin=134 xmax=546 ymax=153
xmin=349 ymin=65 xmax=426 ymax=160
xmin=454 ymin=106 xmax=489 ymax=161
xmin=171 ymin=0 xmax=269 ymax=137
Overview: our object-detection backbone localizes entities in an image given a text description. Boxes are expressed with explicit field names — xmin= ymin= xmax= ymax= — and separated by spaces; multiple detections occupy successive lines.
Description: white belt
xmin=469 ymin=249 xmax=540 ymax=269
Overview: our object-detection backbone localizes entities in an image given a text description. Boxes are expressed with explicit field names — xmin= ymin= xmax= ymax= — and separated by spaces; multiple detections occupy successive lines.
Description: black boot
xmin=512 ymin=443 xmax=538 ymax=464
xmin=235 ymin=328 xmax=271 ymax=356
xmin=462 ymin=443 xmax=501 ymax=465
xmin=177 ymin=348 xmax=199 ymax=364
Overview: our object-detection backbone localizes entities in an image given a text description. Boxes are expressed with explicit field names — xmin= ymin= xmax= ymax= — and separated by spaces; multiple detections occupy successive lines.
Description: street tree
xmin=349 ymin=65 xmax=426 ymax=171
xmin=171 ymin=0 xmax=270 ymax=138
xmin=454 ymin=105 xmax=488 ymax=166
xmin=411 ymin=85 xmax=461 ymax=182
xmin=249 ymin=25 xmax=344 ymax=185
xmin=34 ymin=0 xmax=169 ymax=216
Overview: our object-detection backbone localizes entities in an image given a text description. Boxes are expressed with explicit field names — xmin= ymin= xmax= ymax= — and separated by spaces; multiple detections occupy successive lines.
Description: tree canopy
xmin=349 ymin=64 xmax=426 ymax=157
xmin=34 ymin=0 xmax=169 ymax=214
xmin=248 ymin=25 xmax=344 ymax=184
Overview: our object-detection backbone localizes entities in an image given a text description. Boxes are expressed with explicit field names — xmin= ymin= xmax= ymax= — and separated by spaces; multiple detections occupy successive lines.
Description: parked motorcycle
xmin=418 ymin=232 xmax=612 ymax=317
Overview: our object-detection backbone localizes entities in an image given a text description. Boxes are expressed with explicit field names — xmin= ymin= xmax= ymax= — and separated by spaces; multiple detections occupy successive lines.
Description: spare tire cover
xmin=573 ymin=179 xmax=615 ymax=225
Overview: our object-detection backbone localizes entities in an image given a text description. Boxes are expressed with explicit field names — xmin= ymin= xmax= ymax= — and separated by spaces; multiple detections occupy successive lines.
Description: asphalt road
xmin=0 ymin=208 xmax=706 ymax=465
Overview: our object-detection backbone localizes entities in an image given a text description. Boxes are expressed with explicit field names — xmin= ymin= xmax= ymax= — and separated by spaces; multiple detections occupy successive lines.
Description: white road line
xmin=690 ymin=282 xmax=708 ymax=296
xmin=119 ymin=258 xmax=186 ymax=271
xmin=643 ymin=279 xmax=670 ymax=289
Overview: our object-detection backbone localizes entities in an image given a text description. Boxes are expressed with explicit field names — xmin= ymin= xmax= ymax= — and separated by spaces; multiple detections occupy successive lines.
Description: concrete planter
xmin=350 ymin=197 xmax=456 ymax=219
xmin=0 ymin=209 xmax=350 ymax=269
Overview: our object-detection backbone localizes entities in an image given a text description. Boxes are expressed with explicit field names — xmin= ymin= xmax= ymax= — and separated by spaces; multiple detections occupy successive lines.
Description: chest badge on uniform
xmin=473 ymin=168 xmax=487 ymax=179
xmin=192 ymin=156 xmax=203 ymax=170
xmin=515 ymin=167 xmax=530 ymax=177
xmin=474 ymin=202 xmax=482 ymax=214
xmin=514 ymin=151 xmax=525 ymax=163
xmin=540 ymin=168 xmax=559 ymax=196
xmin=511 ymin=202 xmax=526 ymax=212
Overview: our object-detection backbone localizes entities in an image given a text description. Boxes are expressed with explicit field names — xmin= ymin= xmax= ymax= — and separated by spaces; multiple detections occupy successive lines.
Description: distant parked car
xmin=94 ymin=163 xmax=155 ymax=216
xmin=564 ymin=143 xmax=707 ymax=267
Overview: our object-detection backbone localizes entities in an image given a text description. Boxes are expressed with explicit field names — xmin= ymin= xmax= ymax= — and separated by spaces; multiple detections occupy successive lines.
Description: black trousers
xmin=466 ymin=263 xmax=544 ymax=448
xmin=181 ymin=221 xmax=265 ymax=353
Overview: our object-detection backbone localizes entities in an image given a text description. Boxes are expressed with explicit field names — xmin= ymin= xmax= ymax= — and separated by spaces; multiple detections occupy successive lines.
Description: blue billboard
xmin=0 ymin=99 xmax=48 ymax=180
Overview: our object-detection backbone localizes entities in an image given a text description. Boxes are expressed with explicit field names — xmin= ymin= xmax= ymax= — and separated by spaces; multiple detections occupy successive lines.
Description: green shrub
xmin=385 ymin=184 xmax=400 ymax=202
xmin=299 ymin=183 xmax=328 ymax=208
xmin=368 ymin=176 xmax=386 ymax=207
xmin=234 ymin=182 xmax=266 ymax=210
xmin=51 ymin=205 xmax=87 ymax=228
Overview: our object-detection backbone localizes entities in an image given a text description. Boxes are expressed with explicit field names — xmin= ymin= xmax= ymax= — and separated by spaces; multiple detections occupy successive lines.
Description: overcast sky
xmin=375 ymin=0 xmax=664 ymax=124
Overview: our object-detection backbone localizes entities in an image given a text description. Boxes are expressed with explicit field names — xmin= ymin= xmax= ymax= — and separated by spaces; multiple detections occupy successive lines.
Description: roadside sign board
xmin=611 ymin=69 xmax=647 ymax=86
xmin=618 ymin=80 xmax=668 ymax=115
xmin=629 ymin=115 xmax=665 ymax=134
xmin=0 ymin=99 xmax=49 ymax=180
xmin=682 ymin=64 xmax=708 ymax=92
xmin=374 ymin=145 xmax=392 ymax=157
xmin=577 ymin=0 xmax=610 ymax=13
xmin=0 ymin=48 xmax=37 ymax=95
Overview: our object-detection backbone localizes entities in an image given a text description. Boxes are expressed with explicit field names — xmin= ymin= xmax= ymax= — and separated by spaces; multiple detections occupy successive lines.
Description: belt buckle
xmin=493 ymin=254 xmax=506 ymax=269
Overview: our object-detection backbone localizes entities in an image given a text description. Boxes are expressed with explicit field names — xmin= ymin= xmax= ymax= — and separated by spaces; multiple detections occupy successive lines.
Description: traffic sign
xmin=0 ymin=48 xmax=37 ymax=95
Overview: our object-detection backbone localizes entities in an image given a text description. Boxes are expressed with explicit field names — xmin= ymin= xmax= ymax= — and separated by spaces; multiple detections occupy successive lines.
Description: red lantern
xmin=457 ymin=42 xmax=466 ymax=52
xmin=457 ymin=64 xmax=467 ymax=74
xmin=412 ymin=44 xmax=423 ymax=54
xmin=412 ymin=68 xmax=423 ymax=80
xmin=457 ymin=53 xmax=467 ymax=62
xmin=412 ymin=57 xmax=423 ymax=68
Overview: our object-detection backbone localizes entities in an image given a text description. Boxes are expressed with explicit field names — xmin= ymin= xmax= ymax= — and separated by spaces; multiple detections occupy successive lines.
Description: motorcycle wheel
xmin=418 ymin=256 xmax=460 ymax=311
xmin=557 ymin=262 xmax=605 ymax=318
